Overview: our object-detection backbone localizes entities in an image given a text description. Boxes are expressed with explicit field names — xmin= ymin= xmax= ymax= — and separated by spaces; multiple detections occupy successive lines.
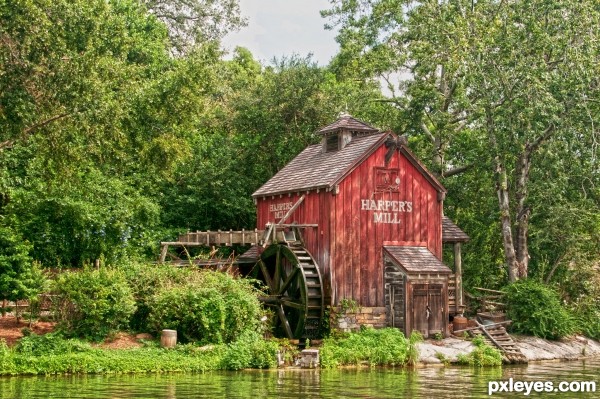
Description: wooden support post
xmin=159 ymin=244 xmax=169 ymax=263
xmin=454 ymin=242 xmax=462 ymax=313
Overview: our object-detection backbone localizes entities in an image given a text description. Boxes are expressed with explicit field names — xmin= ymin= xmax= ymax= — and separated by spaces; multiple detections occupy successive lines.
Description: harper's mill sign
xmin=269 ymin=199 xmax=413 ymax=223
xmin=361 ymin=199 xmax=413 ymax=224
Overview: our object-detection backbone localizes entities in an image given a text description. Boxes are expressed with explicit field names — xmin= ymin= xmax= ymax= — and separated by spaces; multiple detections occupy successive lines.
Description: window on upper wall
xmin=326 ymin=134 xmax=339 ymax=152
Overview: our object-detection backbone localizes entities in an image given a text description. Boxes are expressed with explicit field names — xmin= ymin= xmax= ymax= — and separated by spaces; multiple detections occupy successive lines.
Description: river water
xmin=1 ymin=359 xmax=598 ymax=398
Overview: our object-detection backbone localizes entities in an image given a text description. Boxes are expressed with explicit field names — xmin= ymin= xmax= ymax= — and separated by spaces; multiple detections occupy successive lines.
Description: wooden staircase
xmin=448 ymin=274 xmax=465 ymax=315
xmin=469 ymin=322 xmax=527 ymax=363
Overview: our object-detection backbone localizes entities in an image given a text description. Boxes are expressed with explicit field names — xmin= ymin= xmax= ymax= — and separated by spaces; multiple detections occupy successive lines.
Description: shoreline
xmin=418 ymin=335 xmax=600 ymax=365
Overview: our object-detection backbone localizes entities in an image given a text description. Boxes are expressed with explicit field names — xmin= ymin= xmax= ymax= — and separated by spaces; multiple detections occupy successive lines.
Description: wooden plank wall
xmin=332 ymin=146 xmax=442 ymax=307
xmin=255 ymin=143 xmax=442 ymax=309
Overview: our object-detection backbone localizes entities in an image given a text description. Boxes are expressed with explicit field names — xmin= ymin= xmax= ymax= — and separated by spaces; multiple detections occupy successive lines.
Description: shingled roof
xmin=252 ymin=132 xmax=388 ymax=197
xmin=316 ymin=113 xmax=378 ymax=135
xmin=442 ymin=216 xmax=470 ymax=243
xmin=384 ymin=246 xmax=451 ymax=274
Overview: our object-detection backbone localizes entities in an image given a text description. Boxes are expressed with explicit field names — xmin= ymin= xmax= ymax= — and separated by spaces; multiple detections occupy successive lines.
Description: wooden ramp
xmin=158 ymin=229 xmax=265 ymax=262
xmin=468 ymin=322 xmax=527 ymax=364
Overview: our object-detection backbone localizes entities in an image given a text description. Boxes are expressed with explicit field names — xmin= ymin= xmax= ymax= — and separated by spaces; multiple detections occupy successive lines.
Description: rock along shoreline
xmin=418 ymin=335 xmax=600 ymax=365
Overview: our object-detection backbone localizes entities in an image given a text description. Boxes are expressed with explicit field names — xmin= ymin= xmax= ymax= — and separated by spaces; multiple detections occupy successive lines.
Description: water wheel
xmin=255 ymin=244 xmax=324 ymax=339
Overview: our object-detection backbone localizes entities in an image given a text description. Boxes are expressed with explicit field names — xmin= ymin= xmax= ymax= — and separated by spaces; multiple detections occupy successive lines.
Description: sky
xmin=221 ymin=0 xmax=339 ymax=66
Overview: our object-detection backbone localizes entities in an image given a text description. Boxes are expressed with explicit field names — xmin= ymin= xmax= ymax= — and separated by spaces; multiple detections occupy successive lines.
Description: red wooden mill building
xmin=161 ymin=114 xmax=469 ymax=339
xmin=251 ymin=114 xmax=469 ymax=338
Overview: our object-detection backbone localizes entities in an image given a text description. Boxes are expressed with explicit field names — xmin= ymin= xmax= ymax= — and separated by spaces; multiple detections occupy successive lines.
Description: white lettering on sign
xmin=361 ymin=199 xmax=413 ymax=224
xmin=269 ymin=202 xmax=294 ymax=219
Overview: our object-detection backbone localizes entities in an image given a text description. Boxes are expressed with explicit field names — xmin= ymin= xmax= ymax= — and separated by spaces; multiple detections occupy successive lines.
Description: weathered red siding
xmin=255 ymin=140 xmax=443 ymax=308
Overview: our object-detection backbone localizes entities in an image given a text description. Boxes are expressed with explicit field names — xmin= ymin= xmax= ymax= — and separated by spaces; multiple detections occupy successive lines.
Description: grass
xmin=456 ymin=336 xmax=503 ymax=367
xmin=319 ymin=327 xmax=422 ymax=368
xmin=0 ymin=331 xmax=278 ymax=375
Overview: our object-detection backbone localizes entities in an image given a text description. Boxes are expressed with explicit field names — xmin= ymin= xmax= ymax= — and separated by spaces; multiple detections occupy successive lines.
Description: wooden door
xmin=427 ymin=284 xmax=444 ymax=336
xmin=411 ymin=283 xmax=445 ymax=338
xmin=412 ymin=284 xmax=429 ymax=337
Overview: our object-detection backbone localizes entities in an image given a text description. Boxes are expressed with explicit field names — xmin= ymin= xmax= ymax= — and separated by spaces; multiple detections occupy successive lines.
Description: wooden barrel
xmin=453 ymin=315 xmax=468 ymax=332
xmin=161 ymin=329 xmax=177 ymax=348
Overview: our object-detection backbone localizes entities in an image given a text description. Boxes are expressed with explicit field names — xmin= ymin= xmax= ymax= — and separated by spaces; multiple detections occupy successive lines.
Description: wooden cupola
xmin=317 ymin=112 xmax=378 ymax=153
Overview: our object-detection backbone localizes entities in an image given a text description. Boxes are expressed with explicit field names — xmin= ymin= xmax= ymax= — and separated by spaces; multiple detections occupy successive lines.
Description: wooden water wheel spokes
xmin=256 ymin=244 xmax=323 ymax=339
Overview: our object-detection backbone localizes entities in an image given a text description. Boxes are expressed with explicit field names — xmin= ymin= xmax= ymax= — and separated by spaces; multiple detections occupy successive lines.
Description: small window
xmin=326 ymin=134 xmax=339 ymax=152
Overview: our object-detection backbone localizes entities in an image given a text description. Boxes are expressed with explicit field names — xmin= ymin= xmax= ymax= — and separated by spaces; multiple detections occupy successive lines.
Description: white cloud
xmin=222 ymin=0 xmax=339 ymax=65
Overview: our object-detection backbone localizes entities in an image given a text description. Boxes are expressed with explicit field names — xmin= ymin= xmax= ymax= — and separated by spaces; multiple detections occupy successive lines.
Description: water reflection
xmin=1 ymin=359 xmax=598 ymax=398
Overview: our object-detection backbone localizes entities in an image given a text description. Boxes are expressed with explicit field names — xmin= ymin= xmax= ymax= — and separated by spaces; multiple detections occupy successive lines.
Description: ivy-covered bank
xmin=0 ymin=328 xmax=427 ymax=376
xmin=0 ymin=331 xmax=278 ymax=375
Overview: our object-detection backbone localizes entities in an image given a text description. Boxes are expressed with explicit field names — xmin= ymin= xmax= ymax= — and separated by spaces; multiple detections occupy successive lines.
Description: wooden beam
xmin=276 ymin=195 xmax=305 ymax=226
xmin=453 ymin=320 xmax=512 ymax=334
xmin=159 ymin=244 xmax=169 ymax=263
xmin=454 ymin=242 xmax=462 ymax=313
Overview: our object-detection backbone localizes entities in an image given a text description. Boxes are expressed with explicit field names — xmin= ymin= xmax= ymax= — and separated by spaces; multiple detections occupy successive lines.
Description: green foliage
xmin=339 ymin=298 xmax=360 ymax=314
xmin=324 ymin=0 xmax=600 ymax=284
xmin=52 ymin=268 xmax=136 ymax=340
xmin=0 ymin=333 xmax=282 ymax=375
xmin=15 ymin=332 xmax=92 ymax=357
xmin=320 ymin=327 xmax=421 ymax=368
xmin=147 ymin=270 xmax=263 ymax=344
xmin=434 ymin=352 xmax=450 ymax=366
xmin=221 ymin=331 xmax=279 ymax=370
xmin=572 ymin=298 xmax=600 ymax=341
xmin=503 ymin=280 xmax=576 ymax=340
xmin=8 ymin=170 xmax=161 ymax=266
xmin=0 ymin=224 xmax=44 ymax=302
xmin=142 ymin=0 xmax=247 ymax=54
xmin=457 ymin=336 xmax=502 ymax=367
xmin=122 ymin=262 xmax=194 ymax=331
xmin=407 ymin=331 xmax=421 ymax=367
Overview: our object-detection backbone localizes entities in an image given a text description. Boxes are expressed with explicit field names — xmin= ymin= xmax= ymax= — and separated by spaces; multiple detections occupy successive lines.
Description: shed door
xmin=411 ymin=283 xmax=444 ymax=338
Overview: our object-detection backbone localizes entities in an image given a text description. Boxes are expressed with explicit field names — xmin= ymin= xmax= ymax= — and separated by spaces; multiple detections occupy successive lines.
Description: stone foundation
xmin=332 ymin=307 xmax=388 ymax=332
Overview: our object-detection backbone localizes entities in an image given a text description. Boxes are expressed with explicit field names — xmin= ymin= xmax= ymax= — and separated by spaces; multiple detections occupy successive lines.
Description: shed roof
xmin=442 ymin=216 xmax=470 ymax=243
xmin=316 ymin=113 xmax=378 ymax=135
xmin=384 ymin=246 xmax=451 ymax=274
xmin=252 ymin=132 xmax=388 ymax=197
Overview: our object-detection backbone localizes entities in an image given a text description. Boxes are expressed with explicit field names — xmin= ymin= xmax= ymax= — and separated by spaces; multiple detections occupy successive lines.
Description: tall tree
xmin=0 ymin=0 xmax=181 ymax=265
xmin=142 ymin=0 xmax=247 ymax=54
xmin=324 ymin=0 xmax=600 ymax=281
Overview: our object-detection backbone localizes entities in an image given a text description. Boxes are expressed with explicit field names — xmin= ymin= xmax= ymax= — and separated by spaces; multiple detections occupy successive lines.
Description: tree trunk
xmin=487 ymin=108 xmax=519 ymax=282
xmin=515 ymin=152 xmax=531 ymax=279
xmin=513 ymin=124 xmax=555 ymax=279
xmin=496 ymin=162 xmax=519 ymax=282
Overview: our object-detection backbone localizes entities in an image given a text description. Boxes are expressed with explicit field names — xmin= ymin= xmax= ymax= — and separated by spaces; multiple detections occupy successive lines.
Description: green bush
xmin=221 ymin=331 xmax=278 ymax=370
xmin=503 ymin=279 xmax=576 ymax=340
xmin=572 ymin=299 xmax=600 ymax=340
xmin=15 ymin=332 xmax=92 ymax=356
xmin=457 ymin=335 xmax=502 ymax=367
xmin=147 ymin=270 xmax=263 ymax=344
xmin=52 ymin=268 xmax=136 ymax=340
xmin=320 ymin=327 xmax=421 ymax=368
xmin=0 ymin=224 xmax=44 ymax=306
xmin=122 ymin=262 xmax=194 ymax=331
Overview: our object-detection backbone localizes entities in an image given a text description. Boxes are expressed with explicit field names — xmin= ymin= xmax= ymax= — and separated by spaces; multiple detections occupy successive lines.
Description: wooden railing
xmin=473 ymin=287 xmax=506 ymax=313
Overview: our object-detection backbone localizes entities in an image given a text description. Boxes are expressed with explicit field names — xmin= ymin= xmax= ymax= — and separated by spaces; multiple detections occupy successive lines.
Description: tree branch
xmin=22 ymin=113 xmax=70 ymax=135
xmin=420 ymin=121 xmax=436 ymax=143
xmin=526 ymin=123 xmax=555 ymax=156
xmin=0 ymin=140 xmax=13 ymax=150
xmin=443 ymin=164 xmax=473 ymax=177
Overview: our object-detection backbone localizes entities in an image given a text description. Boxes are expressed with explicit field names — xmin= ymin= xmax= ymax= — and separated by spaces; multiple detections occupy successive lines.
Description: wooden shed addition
xmin=251 ymin=113 xmax=467 ymax=338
